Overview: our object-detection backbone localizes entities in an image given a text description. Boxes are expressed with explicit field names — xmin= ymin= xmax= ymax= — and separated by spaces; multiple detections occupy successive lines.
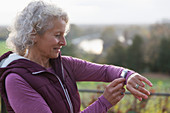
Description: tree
xmin=144 ymin=36 xmax=160 ymax=72
xmin=157 ymin=38 xmax=170 ymax=73
xmin=146 ymin=23 xmax=170 ymax=72
xmin=100 ymin=26 xmax=117 ymax=53
xmin=126 ymin=35 xmax=145 ymax=72
xmin=150 ymin=23 xmax=170 ymax=39
xmin=66 ymin=24 xmax=83 ymax=40
xmin=105 ymin=40 xmax=126 ymax=67
xmin=0 ymin=26 xmax=9 ymax=40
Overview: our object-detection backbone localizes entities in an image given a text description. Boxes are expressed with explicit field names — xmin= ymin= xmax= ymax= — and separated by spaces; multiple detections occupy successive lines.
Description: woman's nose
xmin=59 ymin=36 xmax=67 ymax=46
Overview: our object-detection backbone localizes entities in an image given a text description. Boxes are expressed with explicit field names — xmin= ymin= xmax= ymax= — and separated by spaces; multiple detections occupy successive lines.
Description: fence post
xmin=1 ymin=98 xmax=6 ymax=113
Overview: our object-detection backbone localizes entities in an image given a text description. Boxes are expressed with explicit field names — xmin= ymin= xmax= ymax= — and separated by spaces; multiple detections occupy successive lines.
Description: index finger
xmin=139 ymin=76 xmax=153 ymax=87
xmin=108 ymin=78 xmax=126 ymax=87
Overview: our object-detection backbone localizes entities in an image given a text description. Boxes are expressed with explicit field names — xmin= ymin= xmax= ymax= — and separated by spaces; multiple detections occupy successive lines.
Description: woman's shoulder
xmin=5 ymin=73 xmax=52 ymax=113
xmin=5 ymin=73 xmax=30 ymax=88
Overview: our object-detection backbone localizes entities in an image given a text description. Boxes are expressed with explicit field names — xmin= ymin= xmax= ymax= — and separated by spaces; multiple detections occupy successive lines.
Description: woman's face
xmin=34 ymin=18 xmax=67 ymax=59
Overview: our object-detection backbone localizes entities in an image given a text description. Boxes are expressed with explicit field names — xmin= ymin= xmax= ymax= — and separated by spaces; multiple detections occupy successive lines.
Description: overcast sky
xmin=0 ymin=0 xmax=170 ymax=25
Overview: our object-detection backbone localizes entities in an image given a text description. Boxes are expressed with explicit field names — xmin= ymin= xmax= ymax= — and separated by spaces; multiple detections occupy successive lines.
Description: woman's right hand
xmin=103 ymin=78 xmax=126 ymax=106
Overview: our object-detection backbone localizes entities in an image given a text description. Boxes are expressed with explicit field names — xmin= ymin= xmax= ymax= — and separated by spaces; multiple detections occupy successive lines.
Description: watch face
xmin=121 ymin=69 xmax=128 ymax=78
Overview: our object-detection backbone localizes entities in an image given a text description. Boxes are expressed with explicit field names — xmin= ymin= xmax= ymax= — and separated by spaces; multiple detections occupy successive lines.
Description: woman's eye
xmin=55 ymin=35 xmax=61 ymax=38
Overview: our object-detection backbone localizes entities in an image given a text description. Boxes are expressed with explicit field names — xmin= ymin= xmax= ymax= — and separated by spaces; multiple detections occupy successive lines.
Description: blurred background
xmin=0 ymin=0 xmax=170 ymax=112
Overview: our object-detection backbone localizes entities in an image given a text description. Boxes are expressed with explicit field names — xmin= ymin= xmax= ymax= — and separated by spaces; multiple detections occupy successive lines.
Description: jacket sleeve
xmin=80 ymin=95 xmax=112 ymax=113
xmin=62 ymin=56 xmax=135 ymax=113
xmin=62 ymin=56 xmax=134 ymax=82
xmin=5 ymin=73 xmax=52 ymax=113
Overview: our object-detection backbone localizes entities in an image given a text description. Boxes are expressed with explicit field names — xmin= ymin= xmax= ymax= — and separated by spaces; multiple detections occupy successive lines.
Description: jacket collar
xmin=0 ymin=53 xmax=27 ymax=68
xmin=0 ymin=51 xmax=63 ymax=77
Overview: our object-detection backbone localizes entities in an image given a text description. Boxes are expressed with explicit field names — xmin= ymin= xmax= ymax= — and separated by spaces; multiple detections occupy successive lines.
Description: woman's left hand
xmin=126 ymin=73 xmax=153 ymax=101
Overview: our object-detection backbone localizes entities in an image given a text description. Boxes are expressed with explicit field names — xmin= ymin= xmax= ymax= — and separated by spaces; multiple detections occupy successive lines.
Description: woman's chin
xmin=55 ymin=53 xmax=60 ymax=58
xmin=49 ymin=53 xmax=59 ymax=59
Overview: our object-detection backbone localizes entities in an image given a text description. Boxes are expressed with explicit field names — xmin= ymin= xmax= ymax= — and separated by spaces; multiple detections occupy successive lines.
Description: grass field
xmin=0 ymin=40 xmax=10 ymax=55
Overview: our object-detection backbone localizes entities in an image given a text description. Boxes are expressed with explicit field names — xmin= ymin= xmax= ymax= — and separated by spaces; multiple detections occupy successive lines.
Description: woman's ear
xmin=32 ymin=34 xmax=39 ymax=44
xmin=31 ymin=28 xmax=39 ymax=44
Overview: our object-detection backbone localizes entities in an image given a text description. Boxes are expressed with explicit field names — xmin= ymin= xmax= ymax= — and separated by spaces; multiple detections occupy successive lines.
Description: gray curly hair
xmin=6 ymin=0 xmax=69 ymax=56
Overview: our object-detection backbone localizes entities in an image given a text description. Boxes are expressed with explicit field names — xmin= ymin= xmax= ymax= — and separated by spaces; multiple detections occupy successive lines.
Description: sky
xmin=0 ymin=0 xmax=170 ymax=25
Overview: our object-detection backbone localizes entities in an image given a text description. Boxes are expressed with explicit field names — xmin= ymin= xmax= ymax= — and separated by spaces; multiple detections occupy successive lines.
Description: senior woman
xmin=0 ymin=1 xmax=152 ymax=113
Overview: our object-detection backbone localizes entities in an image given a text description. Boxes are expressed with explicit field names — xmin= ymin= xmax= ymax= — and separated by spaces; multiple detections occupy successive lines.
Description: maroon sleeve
xmin=5 ymin=73 xmax=52 ymax=113
xmin=62 ymin=56 xmax=124 ymax=82
xmin=80 ymin=95 xmax=112 ymax=113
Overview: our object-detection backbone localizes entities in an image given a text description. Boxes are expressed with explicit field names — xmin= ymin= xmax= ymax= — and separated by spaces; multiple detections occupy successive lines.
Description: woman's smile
xmin=53 ymin=47 xmax=62 ymax=53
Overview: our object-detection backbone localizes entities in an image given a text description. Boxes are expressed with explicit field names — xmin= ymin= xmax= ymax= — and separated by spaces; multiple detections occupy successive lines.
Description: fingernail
xmin=139 ymin=97 xmax=142 ymax=101
xmin=148 ymin=92 xmax=150 ymax=95
xmin=150 ymin=83 xmax=153 ymax=87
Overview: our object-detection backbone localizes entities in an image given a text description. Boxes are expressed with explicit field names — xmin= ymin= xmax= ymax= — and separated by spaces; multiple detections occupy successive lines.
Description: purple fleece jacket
xmin=4 ymin=55 xmax=134 ymax=113
xmin=6 ymin=70 xmax=111 ymax=113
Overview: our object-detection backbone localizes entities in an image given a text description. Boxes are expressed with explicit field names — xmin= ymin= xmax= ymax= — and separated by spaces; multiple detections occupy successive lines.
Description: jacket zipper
xmin=55 ymin=75 xmax=74 ymax=113
xmin=32 ymin=70 xmax=74 ymax=113
xmin=61 ymin=63 xmax=74 ymax=113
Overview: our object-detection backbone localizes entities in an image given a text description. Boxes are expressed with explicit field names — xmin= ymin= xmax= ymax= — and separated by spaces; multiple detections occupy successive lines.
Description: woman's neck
xmin=25 ymin=50 xmax=51 ymax=68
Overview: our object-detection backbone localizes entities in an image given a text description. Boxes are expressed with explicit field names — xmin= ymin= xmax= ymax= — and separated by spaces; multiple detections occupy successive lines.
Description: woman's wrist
xmin=120 ymin=69 xmax=135 ymax=84
xmin=99 ymin=95 xmax=113 ymax=110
